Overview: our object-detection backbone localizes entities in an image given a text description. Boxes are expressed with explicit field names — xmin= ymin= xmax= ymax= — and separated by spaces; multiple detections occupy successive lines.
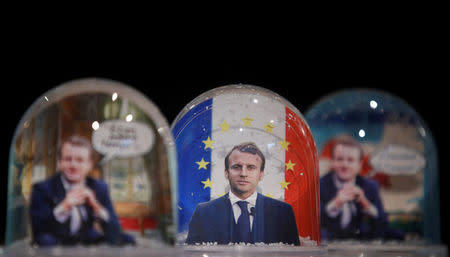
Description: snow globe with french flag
xmin=171 ymin=84 xmax=324 ymax=255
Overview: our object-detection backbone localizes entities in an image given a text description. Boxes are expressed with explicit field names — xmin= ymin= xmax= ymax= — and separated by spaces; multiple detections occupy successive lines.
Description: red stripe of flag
xmin=285 ymin=107 xmax=321 ymax=244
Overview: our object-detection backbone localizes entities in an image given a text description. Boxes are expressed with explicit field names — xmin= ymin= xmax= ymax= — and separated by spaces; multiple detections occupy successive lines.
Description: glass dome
xmin=5 ymin=78 xmax=177 ymax=252
xmin=171 ymin=84 xmax=321 ymax=247
xmin=304 ymin=89 xmax=440 ymax=244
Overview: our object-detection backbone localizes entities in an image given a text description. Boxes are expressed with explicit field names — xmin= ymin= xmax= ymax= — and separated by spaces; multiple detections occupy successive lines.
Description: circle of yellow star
xmin=219 ymin=121 xmax=229 ymax=132
xmin=202 ymin=136 xmax=215 ymax=150
xmin=286 ymin=160 xmax=296 ymax=171
xmin=265 ymin=193 xmax=274 ymax=198
xmin=196 ymin=158 xmax=210 ymax=170
xmin=242 ymin=115 xmax=254 ymax=127
xmin=201 ymin=178 xmax=213 ymax=189
xmin=264 ymin=122 xmax=275 ymax=133
xmin=217 ymin=192 xmax=227 ymax=197
xmin=280 ymin=180 xmax=291 ymax=190
xmin=279 ymin=139 xmax=290 ymax=151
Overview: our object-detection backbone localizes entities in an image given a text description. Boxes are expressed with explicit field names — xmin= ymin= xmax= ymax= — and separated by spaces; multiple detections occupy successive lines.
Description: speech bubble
xmin=92 ymin=120 xmax=154 ymax=163
xmin=370 ymin=144 xmax=426 ymax=175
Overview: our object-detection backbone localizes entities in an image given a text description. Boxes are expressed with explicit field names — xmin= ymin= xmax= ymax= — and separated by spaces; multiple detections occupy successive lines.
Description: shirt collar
xmin=332 ymin=172 xmax=355 ymax=189
xmin=229 ymin=190 xmax=258 ymax=207
xmin=60 ymin=173 xmax=84 ymax=191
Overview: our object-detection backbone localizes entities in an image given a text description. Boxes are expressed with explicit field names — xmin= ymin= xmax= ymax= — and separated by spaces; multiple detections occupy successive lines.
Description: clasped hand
xmin=335 ymin=184 xmax=366 ymax=207
xmin=62 ymin=185 xmax=101 ymax=212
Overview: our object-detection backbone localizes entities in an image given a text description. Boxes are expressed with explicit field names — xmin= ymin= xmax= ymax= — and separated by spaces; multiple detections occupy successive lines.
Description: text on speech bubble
xmin=92 ymin=120 xmax=154 ymax=162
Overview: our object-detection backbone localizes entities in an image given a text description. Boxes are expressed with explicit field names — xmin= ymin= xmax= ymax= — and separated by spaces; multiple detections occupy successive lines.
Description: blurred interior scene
xmin=318 ymin=133 xmax=422 ymax=241
xmin=7 ymin=92 xmax=173 ymax=247
xmin=304 ymin=90 xmax=438 ymax=243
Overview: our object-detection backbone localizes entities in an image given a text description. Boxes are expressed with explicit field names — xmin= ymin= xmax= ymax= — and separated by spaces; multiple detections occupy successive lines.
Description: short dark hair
xmin=58 ymin=135 xmax=97 ymax=162
xmin=331 ymin=136 xmax=364 ymax=160
xmin=224 ymin=142 xmax=265 ymax=171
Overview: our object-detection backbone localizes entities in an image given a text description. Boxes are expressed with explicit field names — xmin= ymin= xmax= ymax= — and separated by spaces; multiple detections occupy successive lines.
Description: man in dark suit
xmin=185 ymin=142 xmax=300 ymax=245
xmin=320 ymin=136 xmax=388 ymax=240
xmin=30 ymin=135 xmax=135 ymax=246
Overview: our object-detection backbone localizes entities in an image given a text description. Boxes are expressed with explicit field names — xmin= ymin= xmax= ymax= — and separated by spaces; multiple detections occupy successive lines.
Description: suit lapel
xmin=328 ymin=172 xmax=338 ymax=199
xmin=354 ymin=176 xmax=364 ymax=213
xmin=355 ymin=175 xmax=363 ymax=187
xmin=51 ymin=173 xmax=72 ymax=235
xmin=252 ymin=193 xmax=265 ymax=243
xmin=52 ymin=173 xmax=67 ymax=205
xmin=218 ymin=193 xmax=234 ymax=243
xmin=79 ymin=177 xmax=97 ymax=226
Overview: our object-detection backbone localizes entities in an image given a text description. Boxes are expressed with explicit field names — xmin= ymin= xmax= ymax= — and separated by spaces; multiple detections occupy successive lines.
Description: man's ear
xmin=259 ymin=170 xmax=264 ymax=181
xmin=224 ymin=169 xmax=229 ymax=179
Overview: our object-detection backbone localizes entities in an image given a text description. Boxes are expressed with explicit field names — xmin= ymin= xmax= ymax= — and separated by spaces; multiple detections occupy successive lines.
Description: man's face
xmin=225 ymin=150 xmax=264 ymax=199
xmin=331 ymin=144 xmax=362 ymax=182
xmin=58 ymin=143 xmax=93 ymax=184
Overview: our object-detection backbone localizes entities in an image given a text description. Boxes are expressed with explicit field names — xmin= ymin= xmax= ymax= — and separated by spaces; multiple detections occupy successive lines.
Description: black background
xmin=1 ymin=26 xmax=447 ymax=248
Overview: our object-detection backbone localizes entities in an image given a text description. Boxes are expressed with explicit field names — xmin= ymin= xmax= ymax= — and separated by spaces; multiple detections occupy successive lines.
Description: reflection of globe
xmin=171 ymin=84 xmax=320 ymax=245
xmin=6 ymin=78 xmax=177 ymax=254
xmin=304 ymin=89 xmax=440 ymax=244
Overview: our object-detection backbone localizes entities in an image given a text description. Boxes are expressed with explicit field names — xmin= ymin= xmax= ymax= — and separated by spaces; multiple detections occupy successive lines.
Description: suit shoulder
xmin=32 ymin=174 xmax=58 ymax=190
xmin=196 ymin=195 xmax=227 ymax=209
xmin=192 ymin=196 xmax=230 ymax=217
xmin=86 ymin=177 xmax=108 ymax=190
xmin=357 ymin=176 xmax=379 ymax=190
xmin=260 ymin=194 xmax=293 ymax=210
xmin=32 ymin=179 xmax=49 ymax=189
xmin=319 ymin=172 xmax=333 ymax=185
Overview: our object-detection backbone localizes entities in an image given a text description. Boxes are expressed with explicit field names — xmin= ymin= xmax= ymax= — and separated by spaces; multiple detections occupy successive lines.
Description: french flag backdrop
xmin=172 ymin=92 xmax=320 ymax=244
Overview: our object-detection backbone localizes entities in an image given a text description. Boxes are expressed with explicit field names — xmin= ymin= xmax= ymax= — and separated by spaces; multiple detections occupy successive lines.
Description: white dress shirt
xmin=228 ymin=190 xmax=258 ymax=231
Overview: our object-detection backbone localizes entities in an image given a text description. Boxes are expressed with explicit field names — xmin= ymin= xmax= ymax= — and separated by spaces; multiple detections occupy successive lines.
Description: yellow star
xmin=286 ymin=160 xmax=296 ymax=171
xmin=242 ymin=115 xmax=254 ymax=127
xmin=279 ymin=139 xmax=290 ymax=151
xmin=196 ymin=158 xmax=210 ymax=170
xmin=202 ymin=136 xmax=215 ymax=150
xmin=280 ymin=180 xmax=291 ymax=190
xmin=264 ymin=122 xmax=275 ymax=133
xmin=201 ymin=178 xmax=213 ymax=189
xmin=219 ymin=121 xmax=229 ymax=132
xmin=265 ymin=193 xmax=274 ymax=198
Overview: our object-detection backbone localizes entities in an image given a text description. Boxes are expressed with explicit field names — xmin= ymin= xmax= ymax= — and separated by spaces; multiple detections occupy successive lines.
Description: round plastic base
xmin=2 ymin=241 xmax=447 ymax=257
xmin=182 ymin=245 xmax=328 ymax=257
xmin=326 ymin=241 xmax=448 ymax=257
xmin=2 ymin=240 xmax=327 ymax=257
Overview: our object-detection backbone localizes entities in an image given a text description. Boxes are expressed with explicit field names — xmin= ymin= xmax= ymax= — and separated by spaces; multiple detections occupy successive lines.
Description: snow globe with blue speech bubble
xmin=305 ymin=89 xmax=447 ymax=257
xmin=5 ymin=78 xmax=179 ymax=256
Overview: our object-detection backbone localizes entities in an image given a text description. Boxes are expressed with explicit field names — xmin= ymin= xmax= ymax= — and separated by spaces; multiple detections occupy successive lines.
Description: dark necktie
xmin=236 ymin=201 xmax=251 ymax=243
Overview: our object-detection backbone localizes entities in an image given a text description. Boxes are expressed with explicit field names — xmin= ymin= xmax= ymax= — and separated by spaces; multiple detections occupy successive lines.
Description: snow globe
xmin=171 ymin=84 xmax=326 ymax=257
xmin=305 ymin=89 xmax=447 ymax=257
xmin=5 ymin=78 xmax=179 ymax=256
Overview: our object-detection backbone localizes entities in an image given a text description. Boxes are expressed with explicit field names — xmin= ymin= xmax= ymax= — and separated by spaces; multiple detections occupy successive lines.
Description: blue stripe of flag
xmin=172 ymin=98 xmax=213 ymax=232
